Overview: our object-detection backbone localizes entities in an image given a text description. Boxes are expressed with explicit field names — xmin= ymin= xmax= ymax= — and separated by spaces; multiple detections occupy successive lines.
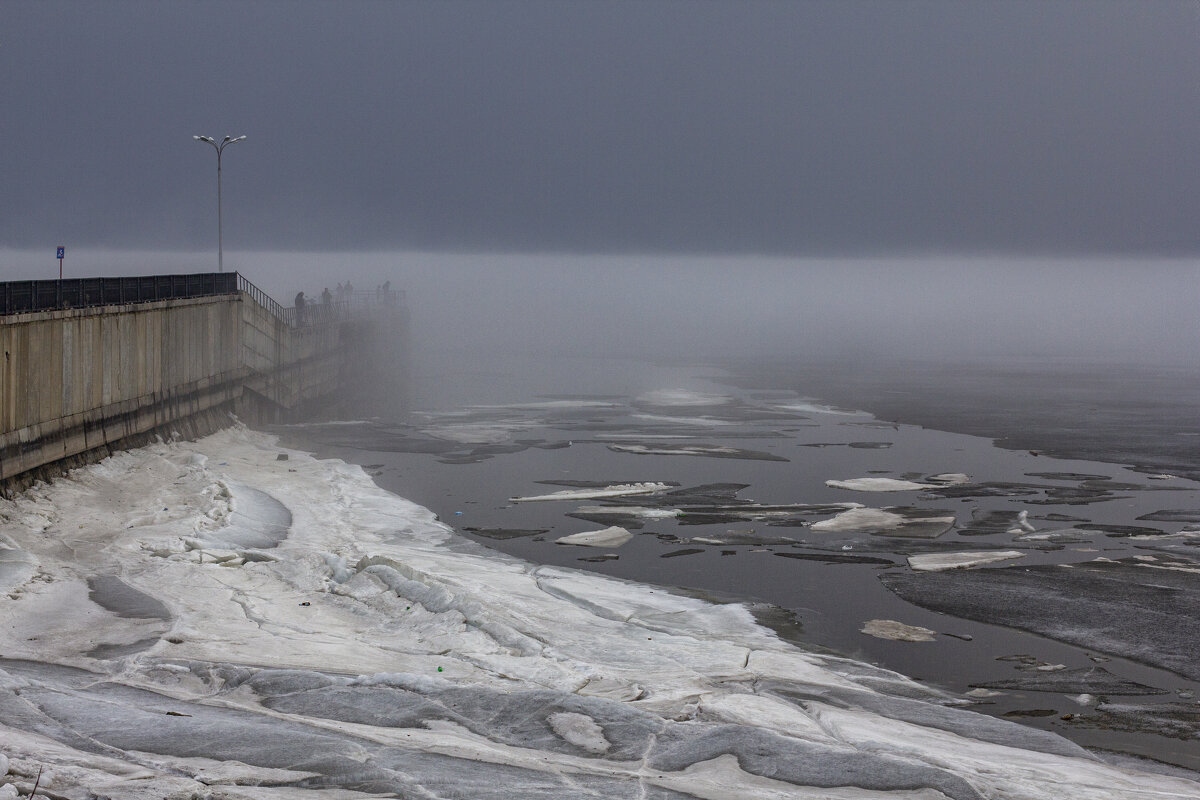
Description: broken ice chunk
xmin=959 ymin=509 xmax=1035 ymax=537
xmin=826 ymin=477 xmax=936 ymax=492
xmin=1013 ymin=529 xmax=1100 ymax=544
xmin=511 ymin=483 xmax=673 ymax=503
xmin=555 ymin=526 xmax=634 ymax=548
xmin=907 ymin=551 xmax=1025 ymax=572
xmin=571 ymin=505 xmax=681 ymax=521
xmin=608 ymin=443 xmax=789 ymax=462
xmin=925 ymin=473 xmax=971 ymax=485
xmin=860 ymin=619 xmax=937 ymax=642
xmin=635 ymin=389 xmax=733 ymax=407
xmin=811 ymin=507 xmax=956 ymax=539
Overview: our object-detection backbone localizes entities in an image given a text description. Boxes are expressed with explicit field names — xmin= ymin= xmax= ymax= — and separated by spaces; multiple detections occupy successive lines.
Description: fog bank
xmin=2 ymin=249 xmax=1196 ymax=367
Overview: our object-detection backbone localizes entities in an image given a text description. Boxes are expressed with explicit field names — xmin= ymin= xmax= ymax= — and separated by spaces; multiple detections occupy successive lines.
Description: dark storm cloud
xmin=3 ymin=0 xmax=1198 ymax=255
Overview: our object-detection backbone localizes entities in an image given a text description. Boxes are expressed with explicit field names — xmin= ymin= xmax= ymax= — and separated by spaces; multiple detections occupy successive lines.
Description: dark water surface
xmin=276 ymin=351 xmax=1200 ymax=772
xmin=731 ymin=357 xmax=1200 ymax=481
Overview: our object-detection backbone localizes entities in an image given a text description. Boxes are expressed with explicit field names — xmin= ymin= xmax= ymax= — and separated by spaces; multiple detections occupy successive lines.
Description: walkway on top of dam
xmin=0 ymin=271 xmax=405 ymax=327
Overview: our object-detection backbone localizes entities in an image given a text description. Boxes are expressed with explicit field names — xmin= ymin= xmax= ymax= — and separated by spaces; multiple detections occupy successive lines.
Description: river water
xmin=276 ymin=349 xmax=1200 ymax=773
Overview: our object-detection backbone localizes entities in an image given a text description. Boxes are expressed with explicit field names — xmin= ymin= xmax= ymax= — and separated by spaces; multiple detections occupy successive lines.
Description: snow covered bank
xmin=0 ymin=427 xmax=1194 ymax=799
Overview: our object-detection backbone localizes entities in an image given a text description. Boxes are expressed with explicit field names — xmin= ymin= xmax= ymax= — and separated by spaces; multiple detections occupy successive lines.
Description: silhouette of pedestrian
xmin=294 ymin=291 xmax=306 ymax=325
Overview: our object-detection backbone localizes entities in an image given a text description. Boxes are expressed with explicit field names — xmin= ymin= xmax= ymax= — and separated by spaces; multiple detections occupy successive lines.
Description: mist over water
xmin=6 ymin=249 xmax=1196 ymax=372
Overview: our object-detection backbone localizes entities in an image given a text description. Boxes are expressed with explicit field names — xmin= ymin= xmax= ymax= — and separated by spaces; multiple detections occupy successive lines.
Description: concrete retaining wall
xmin=0 ymin=291 xmax=404 ymax=491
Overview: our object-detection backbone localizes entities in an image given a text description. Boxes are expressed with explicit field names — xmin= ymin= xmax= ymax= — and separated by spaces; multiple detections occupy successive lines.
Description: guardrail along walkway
xmin=0 ymin=273 xmax=239 ymax=315
xmin=0 ymin=272 xmax=405 ymax=330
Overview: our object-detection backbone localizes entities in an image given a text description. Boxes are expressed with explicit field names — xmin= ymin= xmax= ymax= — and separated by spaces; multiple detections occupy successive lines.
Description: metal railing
xmin=235 ymin=273 xmax=288 ymax=322
xmin=0 ymin=273 xmax=238 ymax=315
xmin=0 ymin=271 xmax=406 ymax=331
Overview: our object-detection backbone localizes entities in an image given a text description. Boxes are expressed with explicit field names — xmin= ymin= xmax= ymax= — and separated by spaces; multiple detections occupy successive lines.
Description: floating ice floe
xmin=609 ymin=443 xmax=789 ymax=462
xmin=826 ymin=477 xmax=937 ymax=492
xmin=635 ymin=389 xmax=732 ymax=406
xmin=812 ymin=507 xmax=956 ymax=539
xmin=907 ymin=550 xmax=1027 ymax=571
xmin=597 ymin=433 xmax=696 ymax=440
xmin=511 ymin=483 xmax=672 ymax=503
xmin=555 ymin=526 xmax=634 ymax=548
xmin=927 ymin=473 xmax=972 ymax=486
xmin=467 ymin=400 xmax=622 ymax=411
xmin=772 ymin=400 xmax=864 ymax=416
xmin=860 ymin=619 xmax=938 ymax=642
xmin=971 ymin=513 xmax=1042 ymax=538
xmin=1014 ymin=528 xmax=1100 ymax=544
xmin=427 ymin=421 xmax=539 ymax=444
xmin=631 ymin=412 xmax=734 ymax=426
xmin=571 ymin=504 xmax=682 ymax=520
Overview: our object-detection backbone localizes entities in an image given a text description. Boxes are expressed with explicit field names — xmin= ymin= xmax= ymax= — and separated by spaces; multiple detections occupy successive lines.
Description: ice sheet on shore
xmin=0 ymin=428 xmax=1194 ymax=799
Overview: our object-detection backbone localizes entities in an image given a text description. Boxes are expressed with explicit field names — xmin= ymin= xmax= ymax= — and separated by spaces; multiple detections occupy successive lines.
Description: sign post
xmin=56 ymin=247 xmax=65 ymax=308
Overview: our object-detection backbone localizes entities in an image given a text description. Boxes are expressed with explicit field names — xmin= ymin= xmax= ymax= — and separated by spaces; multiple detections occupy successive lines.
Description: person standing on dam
xmin=294 ymin=291 xmax=306 ymax=325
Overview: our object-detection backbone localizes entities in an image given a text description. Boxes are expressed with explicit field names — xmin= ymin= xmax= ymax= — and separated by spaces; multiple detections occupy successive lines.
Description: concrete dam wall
xmin=0 ymin=273 xmax=406 ymax=492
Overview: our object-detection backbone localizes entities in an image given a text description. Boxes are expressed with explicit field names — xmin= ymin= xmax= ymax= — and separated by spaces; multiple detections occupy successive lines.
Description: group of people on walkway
xmin=291 ymin=279 xmax=396 ymax=325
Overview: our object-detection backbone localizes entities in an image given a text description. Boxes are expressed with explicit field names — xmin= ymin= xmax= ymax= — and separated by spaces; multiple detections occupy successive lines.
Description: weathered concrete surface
xmin=0 ymin=291 xmax=404 ymax=491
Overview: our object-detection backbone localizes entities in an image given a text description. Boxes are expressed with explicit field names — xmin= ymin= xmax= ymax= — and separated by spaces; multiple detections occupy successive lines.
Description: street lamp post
xmin=193 ymin=135 xmax=246 ymax=272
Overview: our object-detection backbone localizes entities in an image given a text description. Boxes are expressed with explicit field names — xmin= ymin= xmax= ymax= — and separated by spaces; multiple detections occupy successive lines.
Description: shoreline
xmin=276 ymin=350 xmax=1200 ymax=775
xmin=303 ymin=416 xmax=1200 ymax=775
xmin=3 ymin=427 xmax=1196 ymax=795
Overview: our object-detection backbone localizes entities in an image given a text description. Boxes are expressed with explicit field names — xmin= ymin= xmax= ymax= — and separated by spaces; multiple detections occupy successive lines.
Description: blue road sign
xmin=57 ymin=247 xmax=65 ymax=259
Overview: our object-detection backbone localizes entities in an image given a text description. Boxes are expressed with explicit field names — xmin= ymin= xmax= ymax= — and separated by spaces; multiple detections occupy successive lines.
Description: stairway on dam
xmin=0 ymin=273 xmax=408 ymax=494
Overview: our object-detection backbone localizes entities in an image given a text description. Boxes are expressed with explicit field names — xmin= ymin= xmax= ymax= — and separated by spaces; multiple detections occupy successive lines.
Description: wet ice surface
xmin=8 ymin=431 xmax=1200 ymax=797
xmin=276 ymin=356 xmax=1200 ymax=778
xmin=0 ymin=431 xmax=1197 ymax=797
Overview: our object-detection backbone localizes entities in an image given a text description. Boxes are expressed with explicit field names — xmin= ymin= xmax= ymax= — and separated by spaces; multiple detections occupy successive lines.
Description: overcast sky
xmin=4 ymin=0 xmax=1199 ymax=257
